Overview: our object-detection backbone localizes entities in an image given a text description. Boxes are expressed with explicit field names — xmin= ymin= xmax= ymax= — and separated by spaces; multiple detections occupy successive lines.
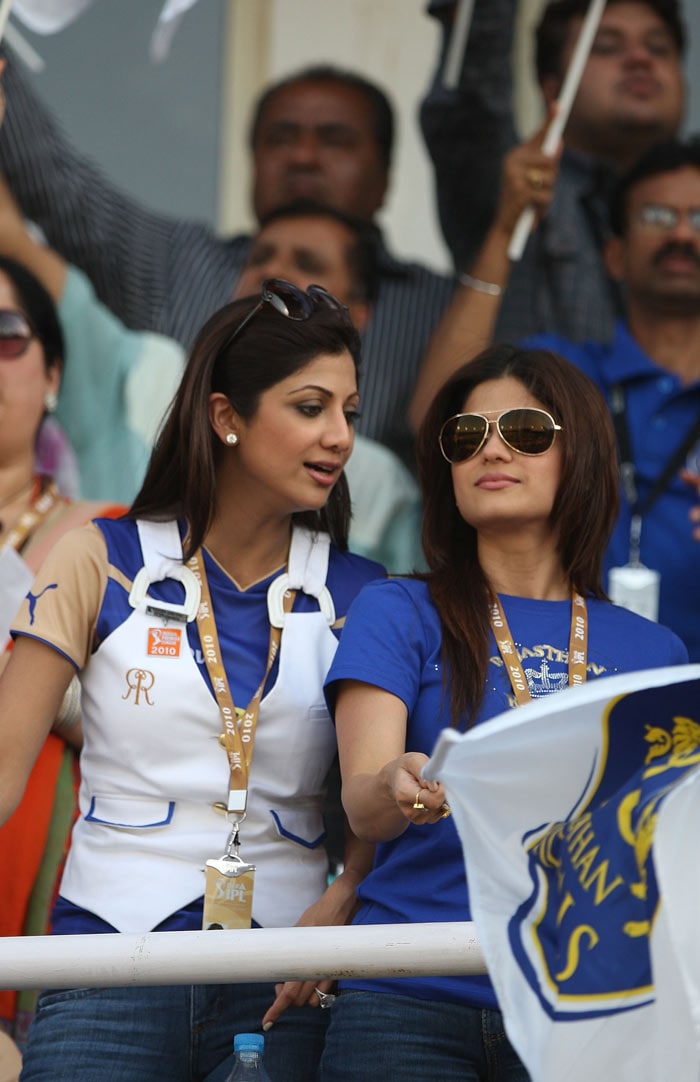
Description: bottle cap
xmin=234 ymin=1033 xmax=264 ymax=1054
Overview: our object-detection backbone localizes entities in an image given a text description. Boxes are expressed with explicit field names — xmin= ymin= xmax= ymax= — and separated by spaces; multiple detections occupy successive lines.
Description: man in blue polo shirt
xmin=410 ymin=136 xmax=700 ymax=660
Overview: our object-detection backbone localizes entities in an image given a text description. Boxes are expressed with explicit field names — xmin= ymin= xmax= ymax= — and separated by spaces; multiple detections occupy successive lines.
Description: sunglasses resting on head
xmin=228 ymin=278 xmax=348 ymax=348
xmin=0 ymin=309 xmax=34 ymax=358
xmin=439 ymin=408 xmax=562 ymax=464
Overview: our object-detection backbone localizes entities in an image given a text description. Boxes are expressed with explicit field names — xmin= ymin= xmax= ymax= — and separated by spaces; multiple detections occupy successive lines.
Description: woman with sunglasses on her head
xmin=318 ymin=344 xmax=687 ymax=1082
xmin=0 ymin=255 xmax=124 ymax=1052
xmin=0 ymin=280 xmax=384 ymax=1082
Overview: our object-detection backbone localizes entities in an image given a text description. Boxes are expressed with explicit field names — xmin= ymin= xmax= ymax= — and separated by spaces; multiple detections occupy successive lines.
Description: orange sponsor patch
xmin=147 ymin=627 xmax=182 ymax=658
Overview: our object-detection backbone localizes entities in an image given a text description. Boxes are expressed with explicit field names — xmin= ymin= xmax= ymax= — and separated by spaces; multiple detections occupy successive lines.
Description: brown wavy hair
xmin=416 ymin=344 xmax=620 ymax=728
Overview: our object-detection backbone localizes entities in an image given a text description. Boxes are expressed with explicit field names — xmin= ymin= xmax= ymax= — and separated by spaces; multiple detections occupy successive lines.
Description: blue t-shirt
xmin=324 ymin=576 xmax=688 ymax=1008
xmin=51 ymin=517 xmax=385 ymax=935
xmin=524 ymin=321 xmax=700 ymax=661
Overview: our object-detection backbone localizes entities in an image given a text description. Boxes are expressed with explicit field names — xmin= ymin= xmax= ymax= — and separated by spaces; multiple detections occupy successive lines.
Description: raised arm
xmin=0 ymin=58 xmax=65 ymax=299
xmin=0 ymin=170 xmax=66 ymax=300
xmin=419 ymin=0 xmax=519 ymax=274
xmin=409 ymin=116 xmax=560 ymax=430
xmin=0 ymin=51 xmax=221 ymax=338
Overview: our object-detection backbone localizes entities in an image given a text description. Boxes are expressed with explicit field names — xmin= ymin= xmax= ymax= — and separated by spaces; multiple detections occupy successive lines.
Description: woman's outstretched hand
xmin=383 ymin=750 xmax=451 ymax=826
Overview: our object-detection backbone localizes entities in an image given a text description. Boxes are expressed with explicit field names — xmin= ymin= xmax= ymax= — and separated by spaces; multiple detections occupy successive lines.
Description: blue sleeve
xmin=667 ymin=631 xmax=690 ymax=666
xmin=325 ymin=578 xmax=430 ymax=715
xmin=520 ymin=333 xmax=606 ymax=388
xmin=521 ymin=333 xmax=574 ymax=352
xmin=326 ymin=549 xmax=386 ymax=624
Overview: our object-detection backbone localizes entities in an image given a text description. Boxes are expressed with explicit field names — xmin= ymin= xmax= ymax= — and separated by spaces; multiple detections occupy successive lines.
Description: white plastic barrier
xmin=0 ymin=922 xmax=485 ymax=989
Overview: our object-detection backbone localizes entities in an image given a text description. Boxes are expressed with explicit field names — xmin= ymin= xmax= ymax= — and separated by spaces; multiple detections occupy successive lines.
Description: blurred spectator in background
xmin=0 ymin=174 xmax=182 ymax=502
xmin=420 ymin=0 xmax=686 ymax=342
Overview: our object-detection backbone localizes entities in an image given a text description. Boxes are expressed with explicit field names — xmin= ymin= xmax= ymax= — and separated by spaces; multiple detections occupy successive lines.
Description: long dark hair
xmin=417 ymin=344 xmax=620 ymax=727
xmin=130 ymin=294 xmax=362 ymax=557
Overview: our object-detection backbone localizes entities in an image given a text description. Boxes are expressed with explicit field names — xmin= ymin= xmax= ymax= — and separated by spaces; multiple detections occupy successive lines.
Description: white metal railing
xmin=0 ymin=922 xmax=486 ymax=989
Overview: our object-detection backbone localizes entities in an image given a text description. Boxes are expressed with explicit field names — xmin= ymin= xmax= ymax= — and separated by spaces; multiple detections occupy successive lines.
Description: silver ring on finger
xmin=314 ymin=988 xmax=336 ymax=1008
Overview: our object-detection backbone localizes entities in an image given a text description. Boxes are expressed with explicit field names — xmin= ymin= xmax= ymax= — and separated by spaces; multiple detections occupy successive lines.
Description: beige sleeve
xmin=11 ymin=522 xmax=109 ymax=671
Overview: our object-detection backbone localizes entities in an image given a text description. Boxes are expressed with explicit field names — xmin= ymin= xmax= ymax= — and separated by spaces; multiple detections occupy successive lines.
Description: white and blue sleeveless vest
xmin=61 ymin=521 xmax=339 ymax=933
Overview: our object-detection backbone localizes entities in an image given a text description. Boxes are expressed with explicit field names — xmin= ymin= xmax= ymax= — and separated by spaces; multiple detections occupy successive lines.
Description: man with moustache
xmin=523 ymin=139 xmax=700 ymax=659
xmin=0 ymin=60 xmax=455 ymax=470
xmin=420 ymin=0 xmax=686 ymax=343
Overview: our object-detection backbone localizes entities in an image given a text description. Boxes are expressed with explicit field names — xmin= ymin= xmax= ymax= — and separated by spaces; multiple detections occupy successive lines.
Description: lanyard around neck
xmin=489 ymin=592 xmax=588 ymax=706
xmin=187 ymin=549 xmax=294 ymax=819
xmin=610 ymin=383 xmax=700 ymax=563
xmin=1 ymin=479 xmax=61 ymax=554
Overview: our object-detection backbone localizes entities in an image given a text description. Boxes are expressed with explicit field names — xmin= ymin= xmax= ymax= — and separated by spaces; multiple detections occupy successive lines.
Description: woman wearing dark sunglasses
xmin=0 ymin=256 xmax=124 ymax=1049
xmin=0 ymin=280 xmax=384 ymax=1082
xmin=318 ymin=344 xmax=687 ymax=1082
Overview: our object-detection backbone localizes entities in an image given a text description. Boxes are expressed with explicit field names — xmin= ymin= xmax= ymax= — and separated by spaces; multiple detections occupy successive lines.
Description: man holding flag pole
xmin=420 ymin=0 xmax=686 ymax=344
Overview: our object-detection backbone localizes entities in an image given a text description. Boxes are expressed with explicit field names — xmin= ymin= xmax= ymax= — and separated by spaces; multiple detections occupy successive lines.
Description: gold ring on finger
xmin=412 ymin=788 xmax=426 ymax=810
xmin=527 ymin=167 xmax=544 ymax=191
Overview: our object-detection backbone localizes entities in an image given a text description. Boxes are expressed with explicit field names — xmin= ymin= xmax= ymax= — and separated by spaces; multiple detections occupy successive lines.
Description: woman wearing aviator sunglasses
xmin=0 ymin=256 xmax=124 ymax=1051
xmin=318 ymin=344 xmax=687 ymax=1082
xmin=0 ymin=279 xmax=385 ymax=1082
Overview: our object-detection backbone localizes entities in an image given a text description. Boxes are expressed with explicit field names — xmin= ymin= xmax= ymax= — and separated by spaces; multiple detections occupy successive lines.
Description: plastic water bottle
xmin=225 ymin=1033 xmax=272 ymax=1081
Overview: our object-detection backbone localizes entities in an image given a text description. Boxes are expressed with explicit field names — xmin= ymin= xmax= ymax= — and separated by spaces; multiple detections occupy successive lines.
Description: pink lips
xmin=305 ymin=460 xmax=341 ymax=487
xmin=476 ymin=473 xmax=519 ymax=491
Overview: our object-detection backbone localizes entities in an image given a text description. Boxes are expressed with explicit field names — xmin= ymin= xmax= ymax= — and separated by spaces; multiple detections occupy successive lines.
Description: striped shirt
xmin=0 ymin=56 xmax=456 ymax=470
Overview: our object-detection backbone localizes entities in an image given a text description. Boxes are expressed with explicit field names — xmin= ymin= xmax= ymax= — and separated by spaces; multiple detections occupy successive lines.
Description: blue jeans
xmin=19 ymin=982 xmax=328 ymax=1081
xmin=318 ymin=990 xmax=530 ymax=1082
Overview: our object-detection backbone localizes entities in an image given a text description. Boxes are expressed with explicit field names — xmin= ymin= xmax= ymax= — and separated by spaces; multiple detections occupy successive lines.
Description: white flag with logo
xmin=425 ymin=664 xmax=700 ymax=1082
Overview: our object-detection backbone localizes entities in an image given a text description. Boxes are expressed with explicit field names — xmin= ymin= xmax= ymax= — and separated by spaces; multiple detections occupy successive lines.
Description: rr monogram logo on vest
xmin=509 ymin=694 xmax=700 ymax=1020
xmin=122 ymin=668 xmax=155 ymax=705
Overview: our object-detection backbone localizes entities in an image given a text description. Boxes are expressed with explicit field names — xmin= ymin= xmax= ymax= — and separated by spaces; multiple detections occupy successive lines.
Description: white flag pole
xmin=507 ymin=0 xmax=607 ymax=262
xmin=0 ymin=0 xmax=13 ymax=43
xmin=442 ymin=0 xmax=476 ymax=90
xmin=3 ymin=22 xmax=44 ymax=71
